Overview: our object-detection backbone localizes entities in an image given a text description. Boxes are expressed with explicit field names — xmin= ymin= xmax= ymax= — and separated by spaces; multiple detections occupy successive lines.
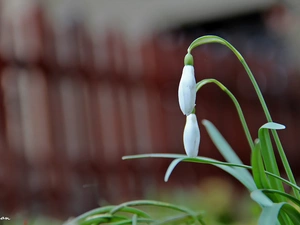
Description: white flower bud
xmin=178 ymin=65 xmax=196 ymax=115
xmin=183 ymin=114 xmax=200 ymax=157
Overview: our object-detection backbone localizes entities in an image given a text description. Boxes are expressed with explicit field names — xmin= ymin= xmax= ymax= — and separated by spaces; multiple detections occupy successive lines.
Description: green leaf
xmin=202 ymin=120 xmax=256 ymax=191
xmin=281 ymin=204 xmax=300 ymax=225
xmin=259 ymin=203 xmax=283 ymax=225
xmin=131 ymin=214 xmax=137 ymax=225
xmin=109 ymin=218 xmax=154 ymax=225
xmin=215 ymin=164 xmax=256 ymax=191
xmin=261 ymin=122 xmax=286 ymax=130
xmin=81 ymin=215 xmax=126 ymax=225
xmin=164 ymin=158 xmax=185 ymax=182
xmin=251 ymin=139 xmax=270 ymax=189
xmin=125 ymin=153 xmax=256 ymax=190
xmin=153 ymin=213 xmax=204 ymax=225
xmin=260 ymin=189 xmax=300 ymax=208
xmin=202 ymin=120 xmax=244 ymax=165
xmin=251 ymin=190 xmax=300 ymax=225
xmin=251 ymin=189 xmax=273 ymax=207
xmin=258 ymin=203 xmax=300 ymax=225
xmin=258 ymin=122 xmax=285 ymax=199
xmin=109 ymin=200 xmax=202 ymax=224
xmin=64 ymin=206 xmax=114 ymax=225
xmin=124 ymin=153 xmax=300 ymax=193
xmin=164 ymin=156 xmax=255 ymax=191
xmin=64 ymin=205 xmax=151 ymax=225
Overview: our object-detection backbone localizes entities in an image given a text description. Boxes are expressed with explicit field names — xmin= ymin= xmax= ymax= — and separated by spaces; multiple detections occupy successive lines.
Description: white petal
xmin=183 ymin=114 xmax=200 ymax=157
xmin=178 ymin=65 xmax=196 ymax=115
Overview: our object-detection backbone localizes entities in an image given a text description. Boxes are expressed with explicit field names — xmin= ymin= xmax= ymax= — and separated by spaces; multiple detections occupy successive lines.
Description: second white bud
xmin=183 ymin=114 xmax=200 ymax=157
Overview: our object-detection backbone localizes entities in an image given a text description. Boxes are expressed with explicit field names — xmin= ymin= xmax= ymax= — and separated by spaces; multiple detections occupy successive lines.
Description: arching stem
xmin=196 ymin=78 xmax=254 ymax=150
xmin=188 ymin=35 xmax=299 ymax=199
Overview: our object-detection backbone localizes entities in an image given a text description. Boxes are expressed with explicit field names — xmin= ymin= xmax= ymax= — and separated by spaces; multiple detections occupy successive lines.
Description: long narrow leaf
xmin=153 ymin=213 xmax=204 ymax=225
xmin=251 ymin=139 xmax=270 ymax=190
xmin=259 ymin=122 xmax=285 ymax=200
xmin=251 ymin=189 xmax=273 ymax=207
xmin=64 ymin=205 xmax=114 ymax=224
xmin=110 ymin=218 xmax=154 ymax=225
xmin=260 ymin=189 xmax=300 ymax=207
xmin=164 ymin=158 xmax=185 ymax=182
xmin=215 ymin=164 xmax=256 ymax=191
xmin=64 ymin=205 xmax=151 ymax=225
xmin=109 ymin=200 xmax=201 ymax=225
xmin=202 ymin=120 xmax=245 ymax=165
xmin=132 ymin=214 xmax=137 ymax=225
xmin=124 ymin=153 xmax=256 ymax=191
xmin=251 ymin=189 xmax=300 ymax=225
xmin=281 ymin=204 xmax=300 ymax=224
xmin=123 ymin=153 xmax=300 ymax=192
xmin=81 ymin=215 xmax=128 ymax=225
xmin=259 ymin=203 xmax=283 ymax=225
xmin=202 ymin=120 xmax=255 ymax=188
xmin=164 ymin=155 xmax=257 ymax=191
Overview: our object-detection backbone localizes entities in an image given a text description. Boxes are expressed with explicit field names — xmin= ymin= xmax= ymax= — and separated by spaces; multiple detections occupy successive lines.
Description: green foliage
xmin=258 ymin=123 xmax=286 ymax=196
xmin=251 ymin=140 xmax=270 ymax=190
xmin=63 ymin=200 xmax=205 ymax=225
xmin=201 ymin=120 xmax=256 ymax=191
xmin=65 ymin=35 xmax=300 ymax=224
xmin=251 ymin=190 xmax=300 ymax=224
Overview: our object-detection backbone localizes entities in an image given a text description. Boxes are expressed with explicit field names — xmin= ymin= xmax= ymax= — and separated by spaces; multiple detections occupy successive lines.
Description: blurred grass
xmin=3 ymin=177 xmax=261 ymax=225
xmin=144 ymin=177 xmax=261 ymax=225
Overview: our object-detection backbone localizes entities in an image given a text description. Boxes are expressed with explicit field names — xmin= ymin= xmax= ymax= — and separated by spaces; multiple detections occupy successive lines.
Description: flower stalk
xmin=196 ymin=79 xmax=254 ymax=150
xmin=187 ymin=35 xmax=299 ymax=199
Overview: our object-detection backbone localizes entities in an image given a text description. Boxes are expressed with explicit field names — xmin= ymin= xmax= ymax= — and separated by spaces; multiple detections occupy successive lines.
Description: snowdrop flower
xmin=178 ymin=65 xmax=196 ymax=115
xmin=183 ymin=114 xmax=200 ymax=157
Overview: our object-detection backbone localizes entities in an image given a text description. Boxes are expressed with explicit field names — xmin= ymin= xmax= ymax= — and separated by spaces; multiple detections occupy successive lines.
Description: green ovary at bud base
xmin=184 ymin=53 xmax=194 ymax=65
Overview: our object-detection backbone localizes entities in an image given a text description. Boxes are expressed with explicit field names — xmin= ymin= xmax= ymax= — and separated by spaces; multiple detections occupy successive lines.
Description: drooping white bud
xmin=178 ymin=65 xmax=196 ymax=115
xmin=183 ymin=114 xmax=200 ymax=157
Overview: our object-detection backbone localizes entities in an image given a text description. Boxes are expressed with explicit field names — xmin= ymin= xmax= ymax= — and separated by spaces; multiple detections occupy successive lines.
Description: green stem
xmin=188 ymin=35 xmax=299 ymax=199
xmin=196 ymin=78 xmax=254 ymax=150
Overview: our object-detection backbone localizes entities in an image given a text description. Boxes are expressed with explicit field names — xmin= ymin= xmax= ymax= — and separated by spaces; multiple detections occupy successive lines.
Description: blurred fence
xmin=0 ymin=1 xmax=299 ymax=219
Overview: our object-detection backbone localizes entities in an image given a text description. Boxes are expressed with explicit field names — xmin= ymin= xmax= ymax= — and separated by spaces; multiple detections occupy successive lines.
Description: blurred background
xmin=0 ymin=0 xmax=300 ymax=223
